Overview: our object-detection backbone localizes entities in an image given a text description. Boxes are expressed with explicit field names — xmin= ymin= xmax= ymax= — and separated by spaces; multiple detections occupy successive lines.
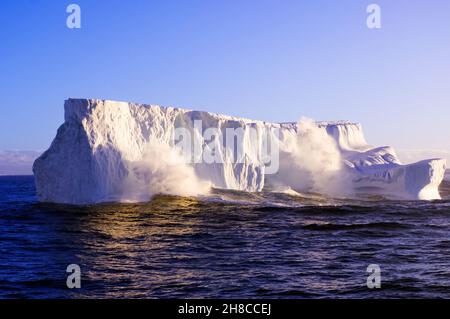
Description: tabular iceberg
xmin=33 ymin=99 xmax=447 ymax=204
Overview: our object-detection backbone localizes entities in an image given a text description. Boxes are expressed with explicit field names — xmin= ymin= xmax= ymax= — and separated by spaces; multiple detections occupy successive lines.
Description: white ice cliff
xmin=33 ymin=99 xmax=447 ymax=204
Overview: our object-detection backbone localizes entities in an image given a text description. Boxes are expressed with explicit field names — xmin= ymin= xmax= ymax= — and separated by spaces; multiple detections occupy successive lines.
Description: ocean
xmin=1 ymin=174 xmax=450 ymax=299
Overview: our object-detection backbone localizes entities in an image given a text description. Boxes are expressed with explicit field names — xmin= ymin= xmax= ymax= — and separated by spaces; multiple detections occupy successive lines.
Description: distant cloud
xmin=396 ymin=149 xmax=450 ymax=166
xmin=0 ymin=151 xmax=41 ymax=176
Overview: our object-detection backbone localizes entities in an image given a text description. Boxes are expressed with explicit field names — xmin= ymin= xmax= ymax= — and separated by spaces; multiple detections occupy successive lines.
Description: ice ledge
xmin=353 ymin=158 xmax=447 ymax=200
xmin=65 ymin=98 xmax=363 ymax=128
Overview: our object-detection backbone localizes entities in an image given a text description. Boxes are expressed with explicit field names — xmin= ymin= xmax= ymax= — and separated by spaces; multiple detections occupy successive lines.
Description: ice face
xmin=33 ymin=99 xmax=447 ymax=204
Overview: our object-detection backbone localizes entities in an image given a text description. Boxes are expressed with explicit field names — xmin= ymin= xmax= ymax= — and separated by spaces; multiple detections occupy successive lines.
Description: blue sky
xmin=0 ymin=0 xmax=449 ymax=152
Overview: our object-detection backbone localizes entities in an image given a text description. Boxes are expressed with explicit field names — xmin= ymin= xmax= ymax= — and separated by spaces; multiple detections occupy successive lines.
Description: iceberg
xmin=33 ymin=99 xmax=447 ymax=204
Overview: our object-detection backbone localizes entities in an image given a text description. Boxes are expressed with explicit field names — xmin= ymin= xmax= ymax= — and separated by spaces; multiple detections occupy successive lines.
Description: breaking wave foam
xmin=120 ymin=141 xmax=211 ymax=202
xmin=269 ymin=118 xmax=351 ymax=198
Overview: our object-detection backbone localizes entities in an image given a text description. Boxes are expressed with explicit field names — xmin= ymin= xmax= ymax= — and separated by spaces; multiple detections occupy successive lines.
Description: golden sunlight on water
xmin=5 ymin=181 xmax=448 ymax=299
xmin=60 ymin=195 xmax=259 ymax=298
xmin=50 ymin=196 xmax=202 ymax=297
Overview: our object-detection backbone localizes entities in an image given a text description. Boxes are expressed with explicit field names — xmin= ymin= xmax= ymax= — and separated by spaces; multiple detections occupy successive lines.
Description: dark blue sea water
xmin=1 ymin=175 xmax=450 ymax=299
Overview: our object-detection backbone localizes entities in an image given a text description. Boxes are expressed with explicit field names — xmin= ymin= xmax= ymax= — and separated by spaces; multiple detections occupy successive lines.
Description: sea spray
xmin=120 ymin=140 xmax=211 ymax=202
xmin=269 ymin=117 xmax=351 ymax=197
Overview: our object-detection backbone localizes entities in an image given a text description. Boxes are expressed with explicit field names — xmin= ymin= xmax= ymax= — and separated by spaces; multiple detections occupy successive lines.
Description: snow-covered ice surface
xmin=33 ymin=99 xmax=447 ymax=204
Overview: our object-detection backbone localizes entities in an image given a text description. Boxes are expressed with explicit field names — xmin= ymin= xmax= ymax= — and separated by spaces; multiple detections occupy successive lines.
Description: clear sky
xmin=0 ymin=0 xmax=449 ymax=152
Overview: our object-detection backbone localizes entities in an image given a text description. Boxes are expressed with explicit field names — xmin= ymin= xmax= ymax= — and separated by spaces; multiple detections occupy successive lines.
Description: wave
xmin=120 ymin=140 xmax=211 ymax=202
xmin=269 ymin=118 xmax=352 ymax=198
xmin=302 ymin=221 xmax=409 ymax=231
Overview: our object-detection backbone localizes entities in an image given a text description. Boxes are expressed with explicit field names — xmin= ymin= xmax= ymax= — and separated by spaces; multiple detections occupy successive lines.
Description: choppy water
xmin=1 ymin=175 xmax=450 ymax=299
